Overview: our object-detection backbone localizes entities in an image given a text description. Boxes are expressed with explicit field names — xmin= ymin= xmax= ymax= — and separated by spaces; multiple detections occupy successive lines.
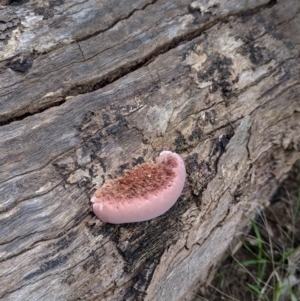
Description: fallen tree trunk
xmin=0 ymin=0 xmax=299 ymax=300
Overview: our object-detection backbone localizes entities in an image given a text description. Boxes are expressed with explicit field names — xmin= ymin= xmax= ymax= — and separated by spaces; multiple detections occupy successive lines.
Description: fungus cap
xmin=91 ymin=151 xmax=186 ymax=224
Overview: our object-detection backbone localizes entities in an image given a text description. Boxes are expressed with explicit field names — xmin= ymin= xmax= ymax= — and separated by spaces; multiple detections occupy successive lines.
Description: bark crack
xmin=77 ymin=42 xmax=85 ymax=60
xmin=75 ymin=0 xmax=159 ymax=44
xmin=0 ymin=0 xmax=281 ymax=126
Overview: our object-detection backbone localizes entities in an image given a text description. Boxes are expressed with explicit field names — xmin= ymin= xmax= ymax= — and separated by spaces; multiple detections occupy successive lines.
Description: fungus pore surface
xmin=91 ymin=151 xmax=186 ymax=223
xmin=95 ymin=156 xmax=177 ymax=203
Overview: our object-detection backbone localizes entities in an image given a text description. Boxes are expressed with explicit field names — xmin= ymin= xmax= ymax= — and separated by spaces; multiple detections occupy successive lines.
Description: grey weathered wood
xmin=0 ymin=0 xmax=269 ymax=123
xmin=0 ymin=0 xmax=300 ymax=300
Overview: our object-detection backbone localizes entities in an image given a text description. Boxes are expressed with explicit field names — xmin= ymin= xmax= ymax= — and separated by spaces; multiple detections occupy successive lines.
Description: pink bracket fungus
xmin=91 ymin=151 xmax=186 ymax=224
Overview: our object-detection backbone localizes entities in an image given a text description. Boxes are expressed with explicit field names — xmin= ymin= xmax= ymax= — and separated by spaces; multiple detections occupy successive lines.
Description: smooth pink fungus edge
xmin=91 ymin=151 xmax=186 ymax=224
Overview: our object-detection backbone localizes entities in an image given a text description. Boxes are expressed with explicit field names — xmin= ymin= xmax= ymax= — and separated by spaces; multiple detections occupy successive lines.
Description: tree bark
xmin=0 ymin=0 xmax=299 ymax=300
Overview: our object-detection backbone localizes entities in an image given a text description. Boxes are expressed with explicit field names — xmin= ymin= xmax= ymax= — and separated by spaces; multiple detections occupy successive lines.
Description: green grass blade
xmin=247 ymin=282 xmax=264 ymax=297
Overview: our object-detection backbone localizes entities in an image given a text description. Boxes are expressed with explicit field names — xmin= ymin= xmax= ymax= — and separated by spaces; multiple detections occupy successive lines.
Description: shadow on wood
xmin=0 ymin=0 xmax=299 ymax=300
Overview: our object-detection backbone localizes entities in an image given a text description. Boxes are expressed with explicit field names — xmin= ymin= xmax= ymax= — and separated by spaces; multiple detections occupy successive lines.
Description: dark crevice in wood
xmin=216 ymin=207 xmax=232 ymax=228
xmin=0 ymin=0 xmax=157 ymax=77
xmin=238 ymin=0 xmax=277 ymax=17
xmin=64 ymin=2 xmax=277 ymax=97
xmin=0 ymin=0 xmax=299 ymax=299
xmin=0 ymin=0 xmax=30 ymax=6
xmin=267 ymin=0 xmax=277 ymax=8
xmin=245 ymin=124 xmax=252 ymax=164
xmin=0 ymin=99 xmax=66 ymax=126
xmin=123 ymin=260 xmax=158 ymax=300
xmin=0 ymin=228 xmax=39 ymax=249
xmin=76 ymin=42 xmax=85 ymax=60
xmin=0 ymin=1 xmax=278 ymax=127
xmin=75 ymin=0 xmax=159 ymax=44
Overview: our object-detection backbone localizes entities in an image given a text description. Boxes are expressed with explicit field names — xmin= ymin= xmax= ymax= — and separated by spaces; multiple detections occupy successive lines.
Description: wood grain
xmin=0 ymin=0 xmax=269 ymax=123
xmin=0 ymin=0 xmax=299 ymax=300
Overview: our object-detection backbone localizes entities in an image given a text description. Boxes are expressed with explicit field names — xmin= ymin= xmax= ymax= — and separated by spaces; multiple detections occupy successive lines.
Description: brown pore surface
xmin=94 ymin=155 xmax=178 ymax=203
xmin=0 ymin=0 xmax=299 ymax=300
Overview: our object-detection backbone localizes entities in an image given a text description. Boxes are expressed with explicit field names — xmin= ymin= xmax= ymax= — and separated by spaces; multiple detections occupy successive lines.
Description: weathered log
xmin=0 ymin=0 xmax=299 ymax=300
